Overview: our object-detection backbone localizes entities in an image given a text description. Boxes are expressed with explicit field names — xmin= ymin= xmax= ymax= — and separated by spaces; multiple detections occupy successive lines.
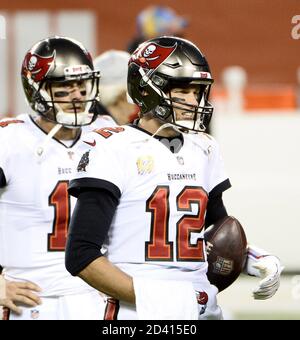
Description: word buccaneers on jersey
xmin=71 ymin=125 xmax=231 ymax=284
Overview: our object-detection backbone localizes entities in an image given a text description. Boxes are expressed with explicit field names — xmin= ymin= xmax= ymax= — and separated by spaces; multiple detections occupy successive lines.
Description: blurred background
xmin=0 ymin=0 xmax=299 ymax=319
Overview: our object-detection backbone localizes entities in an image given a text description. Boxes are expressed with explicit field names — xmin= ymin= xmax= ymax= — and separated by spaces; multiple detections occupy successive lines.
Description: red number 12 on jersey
xmin=145 ymin=185 xmax=208 ymax=262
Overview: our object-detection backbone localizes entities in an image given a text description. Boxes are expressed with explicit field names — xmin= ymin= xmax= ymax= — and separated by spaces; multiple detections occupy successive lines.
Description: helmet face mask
xmin=41 ymin=78 xmax=99 ymax=126
xmin=127 ymin=36 xmax=214 ymax=133
xmin=161 ymin=83 xmax=213 ymax=132
xmin=21 ymin=36 xmax=100 ymax=127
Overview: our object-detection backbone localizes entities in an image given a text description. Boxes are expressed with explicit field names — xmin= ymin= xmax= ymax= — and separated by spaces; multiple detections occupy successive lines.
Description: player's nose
xmin=69 ymin=88 xmax=83 ymax=100
xmin=187 ymin=92 xmax=198 ymax=106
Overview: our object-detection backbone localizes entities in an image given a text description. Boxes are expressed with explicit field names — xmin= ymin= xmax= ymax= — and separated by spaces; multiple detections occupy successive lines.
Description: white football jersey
xmin=0 ymin=113 xmax=116 ymax=296
xmin=72 ymin=125 xmax=231 ymax=285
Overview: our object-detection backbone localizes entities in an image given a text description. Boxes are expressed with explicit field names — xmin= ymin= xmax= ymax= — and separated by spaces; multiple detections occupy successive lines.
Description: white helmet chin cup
xmin=175 ymin=111 xmax=206 ymax=132
xmin=176 ymin=119 xmax=194 ymax=130
xmin=55 ymin=110 xmax=91 ymax=126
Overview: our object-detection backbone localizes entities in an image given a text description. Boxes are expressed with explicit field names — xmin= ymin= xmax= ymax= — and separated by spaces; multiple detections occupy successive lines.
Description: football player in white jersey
xmin=66 ymin=37 xmax=283 ymax=320
xmin=0 ymin=36 xmax=115 ymax=320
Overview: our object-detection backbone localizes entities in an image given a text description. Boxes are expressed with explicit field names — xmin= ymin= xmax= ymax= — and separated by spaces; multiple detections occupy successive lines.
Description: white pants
xmin=3 ymin=290 xmax=105 ymax=320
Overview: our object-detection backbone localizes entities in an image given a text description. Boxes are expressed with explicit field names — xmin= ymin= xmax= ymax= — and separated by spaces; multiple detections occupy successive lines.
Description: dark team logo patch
xmin=130 ymin=42 xmax=176 ymax=70
xmin=22 ymin=51 xmax=55 ymax=82
xmin=77 ymin=150 xmax=90 ymax=172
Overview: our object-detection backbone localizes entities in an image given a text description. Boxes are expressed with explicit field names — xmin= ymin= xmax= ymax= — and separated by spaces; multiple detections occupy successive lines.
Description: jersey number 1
xmin=145 ymin=186 xmax=208 ymax=262
xmin=47 ymin=181 xmax=70 ymax=251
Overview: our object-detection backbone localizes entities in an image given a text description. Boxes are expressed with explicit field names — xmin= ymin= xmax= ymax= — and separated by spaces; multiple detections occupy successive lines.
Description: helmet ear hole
xmin=154 ymin=105 xmax=171 ymax=119
xmin=152 ymin=75 xmax=167 ymax=88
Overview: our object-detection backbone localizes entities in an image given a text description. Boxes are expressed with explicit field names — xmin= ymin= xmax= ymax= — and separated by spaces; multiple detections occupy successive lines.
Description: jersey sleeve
xmin=207 ymin=138 xmax=231 ymax=197
xmin=69 ymin=132 xmax=125 ymax=198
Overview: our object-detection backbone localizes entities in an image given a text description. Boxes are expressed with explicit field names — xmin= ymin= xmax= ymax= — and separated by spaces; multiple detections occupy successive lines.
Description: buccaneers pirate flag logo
xmin=130 ymin=42 xmax=176 ymax=71
xmin=22 ymin=51 xmax=55 ymax=82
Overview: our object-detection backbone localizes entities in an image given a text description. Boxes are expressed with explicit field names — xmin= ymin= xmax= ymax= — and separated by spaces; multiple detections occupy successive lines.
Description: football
xmin=204 ymin=216 xmax=248 ymax=292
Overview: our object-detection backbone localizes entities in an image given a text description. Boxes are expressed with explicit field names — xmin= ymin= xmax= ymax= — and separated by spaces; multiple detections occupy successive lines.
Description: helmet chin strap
xmin=41 ymin=87 xmax=93 ymax=127
xmin=36 ymin=123 xmax=63 ymax=159
xmin=175 ymin=119 xmax=205 ymax=133
xmin=56 ymin=110 xmax=90 ymax=127
xmin=54 ymin=101 xmax=92 ymax=127
xmin=176 ymin=120 xmax=196 ymax=131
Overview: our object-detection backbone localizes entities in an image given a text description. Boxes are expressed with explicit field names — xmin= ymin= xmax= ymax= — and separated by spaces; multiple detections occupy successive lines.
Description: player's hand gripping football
xmin=244 ymin=245 xmax=283 ymax=300
xmin=251 ymin=256 xmax=283 ymax=300
xmin=0 ymin=275 xmax=42 ymax=314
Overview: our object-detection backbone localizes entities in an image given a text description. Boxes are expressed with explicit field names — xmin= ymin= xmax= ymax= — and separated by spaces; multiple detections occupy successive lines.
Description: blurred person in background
xmin=127 ymin=5 xmax=188 ymax=53
xmin=0 ymin=36 xmax=115 ymax=320
xmin=94 ymin=50 xmax=138 ymax=125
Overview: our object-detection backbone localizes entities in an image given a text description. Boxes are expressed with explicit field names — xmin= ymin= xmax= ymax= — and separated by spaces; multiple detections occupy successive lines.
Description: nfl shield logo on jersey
xmin=176 ymin=156 xmax=184 ymax=165
xmin=136 ymin=155 xmax=154 ymax=175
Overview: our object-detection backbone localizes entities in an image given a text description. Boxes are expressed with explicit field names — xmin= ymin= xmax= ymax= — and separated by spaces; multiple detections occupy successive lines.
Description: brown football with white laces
xmin=204 ymin=216 xmax=248 ymax=292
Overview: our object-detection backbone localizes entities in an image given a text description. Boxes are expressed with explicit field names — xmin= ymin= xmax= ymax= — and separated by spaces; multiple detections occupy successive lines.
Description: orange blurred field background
xmin=0 ymin=0 xmax=299 ymax=113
